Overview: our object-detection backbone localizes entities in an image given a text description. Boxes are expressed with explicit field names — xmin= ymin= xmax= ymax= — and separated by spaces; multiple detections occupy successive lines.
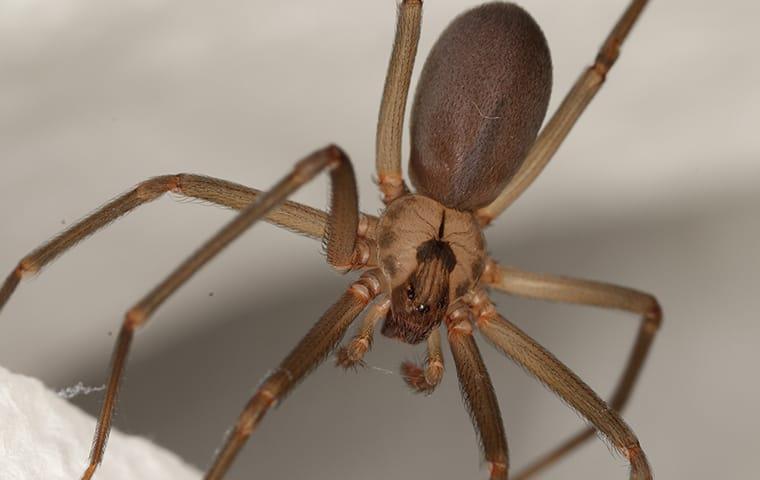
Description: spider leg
xmin=80 ymin=145 xmax=363 ymax=480
xmin=447 ymin=306 xmax=509 ymax=480
xmin=477 ymin=0 xmax=650 ymax=224
xmin=401 ymin=326 xmax=444 ymax=394
xmin=376 ymin=0 xmax=422 ymax=203
xmin=472 ymin=296 xmax=652 ymax=480
xmin=206 ymin=271 xmax=382 ymax=480
xmin=483 ymin=262 xmax=661 ymax=479
xmin=0 ymin=172 xmax=377 ymax=315
xmin=336 ymin=296 xmax=390 ymax=369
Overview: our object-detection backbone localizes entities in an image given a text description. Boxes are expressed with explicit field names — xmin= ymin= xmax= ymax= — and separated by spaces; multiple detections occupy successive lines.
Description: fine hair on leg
xmin=448 ymin=308 xmax=509 ymax=480
xmin=0 ymin=172 xmax=379 ymax=316
xmin=483 ymin=262 xmax=661 ymax=478
xmin=205 ymin=271 xmax=382 ymax=479
xmin=375 ymin=0 xmax=422 ymax=203
xmin=473 ymin=298 xmax=652 ymax=480
xmin=81 ymin=145 xmax=364 ymax=480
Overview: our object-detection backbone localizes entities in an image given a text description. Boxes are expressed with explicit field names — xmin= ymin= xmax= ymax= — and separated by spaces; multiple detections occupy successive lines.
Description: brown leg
xmin=205 ymin=270 xmax=382 ymax=479
xmin=472 ymin=296 xmax=652 ymax=480
xmin=375 ymin=0 xmax=422 ymax=203
xmin=0 ymin=172 xmax=378 ymax=316
xmin=401 ymin=326 xmax=444 ymax=394
xmin=477 ymin=0 xmax=650 ymax=224
xmin=447 ymin=307 xmax=509 ymax=480
xmin=336 ymin=296 xmax=390 ymax=369
xmin=484 ymin=262 xmax=661 ymax=479
xmin=81 ymin=145 xmax=362 ymax=480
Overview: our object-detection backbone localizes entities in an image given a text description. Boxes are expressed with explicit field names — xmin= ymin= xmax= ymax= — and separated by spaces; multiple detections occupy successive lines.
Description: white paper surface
xmin=0 ymin=366 xmax=200 ymax=480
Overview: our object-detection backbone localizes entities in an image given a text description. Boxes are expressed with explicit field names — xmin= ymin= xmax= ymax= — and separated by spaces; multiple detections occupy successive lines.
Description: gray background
xmin=1 ymin=0 xmax=759 ymax=478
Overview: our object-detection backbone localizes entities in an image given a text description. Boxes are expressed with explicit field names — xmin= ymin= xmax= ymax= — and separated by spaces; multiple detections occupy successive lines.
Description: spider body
xmin=0 ymin=1 xmax=660 ymax=479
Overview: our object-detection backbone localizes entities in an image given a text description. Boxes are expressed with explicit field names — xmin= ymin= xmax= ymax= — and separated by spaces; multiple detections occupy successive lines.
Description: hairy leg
xmin=477 ymin=0 xmax=650 ymax=223
xmin=206 ymin=271 xmax=382 ymax=479
xmin=447 ymin=306 xmax=509 ymax=480
xmin=484 ymin=262 xmax=661 ymax=478
xmin=472 ymin=294 xmax=651 ymax=480
xmin=375 ymin=0 xmax=422 ymax=203
xmin=81 ymin=145 xmax=361 ymax=479
xmin=0 ymin=173 xmax=377 ymax=315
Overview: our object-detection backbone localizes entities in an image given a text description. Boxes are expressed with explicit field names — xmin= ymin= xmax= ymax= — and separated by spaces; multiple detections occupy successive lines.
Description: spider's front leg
xmin=0 ymin=172 xmax=377 ymax=315
xmin=206 ymin=270 xmax=383 ymax=479
xmin=81 ymin=145 xmax=366 ymax=479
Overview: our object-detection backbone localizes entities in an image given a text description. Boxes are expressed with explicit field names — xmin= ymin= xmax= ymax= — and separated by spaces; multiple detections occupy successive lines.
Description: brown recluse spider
xmin=0 ymin=1 xmax=662 ymax=479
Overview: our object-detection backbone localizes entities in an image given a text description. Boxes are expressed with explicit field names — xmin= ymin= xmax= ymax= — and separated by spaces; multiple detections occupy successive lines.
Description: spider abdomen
xmin=409 ymin=2 xmax=552 ymax=211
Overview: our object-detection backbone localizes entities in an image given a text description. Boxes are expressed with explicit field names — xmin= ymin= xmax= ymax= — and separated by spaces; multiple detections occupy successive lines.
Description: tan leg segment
xmin=0 ymin=172 xmax=377 ymax=316
xmin=485 ymin=263 xmax=661 ymax=479
xmin=376 ymin=0 xmax=422 ymax=203
xmin=474 ymin=300 xmax=651 ymax=480
xmin=205 ymin=271 xmax=382 ymax=480
xmin=80 ymin=145 xmax=362 ymax=480
xmin=336 ymin=297 xmax=390 ymax=369
xmin=448 ymin=310 xmax=509 ymax=480
xmin=401 ymin=326 xmax=444 ymax=394
xmin=477 ymin=0 xmax=650 ymax=224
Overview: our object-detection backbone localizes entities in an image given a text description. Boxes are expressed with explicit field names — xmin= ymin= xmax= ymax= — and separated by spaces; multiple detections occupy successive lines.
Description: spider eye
xmin=437 ymin=298 xmax=447 ymax=309
xmin=416 ymin=303 xmax=429 ymax=314
xmin=406 ymin=285 xmax=415 ymax=300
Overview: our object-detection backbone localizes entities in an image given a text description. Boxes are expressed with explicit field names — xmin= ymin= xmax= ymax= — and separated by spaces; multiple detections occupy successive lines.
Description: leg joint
xmin=351 ymin=270 xmax=382 ymax=301
xmin=481 ymin=259 xmax=501 ymax=285
xmin=377 ymin=173 xmax=406 ymax=205
xmin=235 ymin=412 xmax=257 ymax=437
xmin=171 ymin=174 xmax=187 ymax=194
xmin=594 ymin=42 xmax=620 ymax=77
xmin=424 ymin=360 xmax=444 ymax=386
xmin=124 ymin=307 xmax=147 ymax=330
xmin=489 ymin=460 xmax=508 ymax=480
xmin=624 ymin=441 xmax=644 ymax=461
xmin=136 ymin=175 xmax=177 ymax=201
xmin=293 ymin=145 xmax=348 ymax=182
xmin=644 ymin=298 xmax=663 ymax=332
xmin=324 ymin=144 xmax=348 ymax=169
xmin=446 ymin=306 xmax=473 ymax=334
xmin=17 ymin=258 xmax=39 ymax=277
xmin=331 ymin=238 xmax=373 ymax=273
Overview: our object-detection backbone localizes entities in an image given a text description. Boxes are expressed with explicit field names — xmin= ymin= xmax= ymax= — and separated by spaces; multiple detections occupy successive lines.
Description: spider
xmin=0 ymin=1 xmax=662 ymax=479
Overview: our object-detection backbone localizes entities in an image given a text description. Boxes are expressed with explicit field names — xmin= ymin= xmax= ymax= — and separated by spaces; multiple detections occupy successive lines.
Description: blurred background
xmin=1 ymin=0 xmax=758 ymax=478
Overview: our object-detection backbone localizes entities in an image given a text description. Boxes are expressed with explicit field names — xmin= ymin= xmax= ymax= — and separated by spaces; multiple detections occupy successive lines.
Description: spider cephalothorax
xmin=377 ymin=195 xmax=486 ymax=344
xmin=0 ymin=1 xmax=659 ymax=480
